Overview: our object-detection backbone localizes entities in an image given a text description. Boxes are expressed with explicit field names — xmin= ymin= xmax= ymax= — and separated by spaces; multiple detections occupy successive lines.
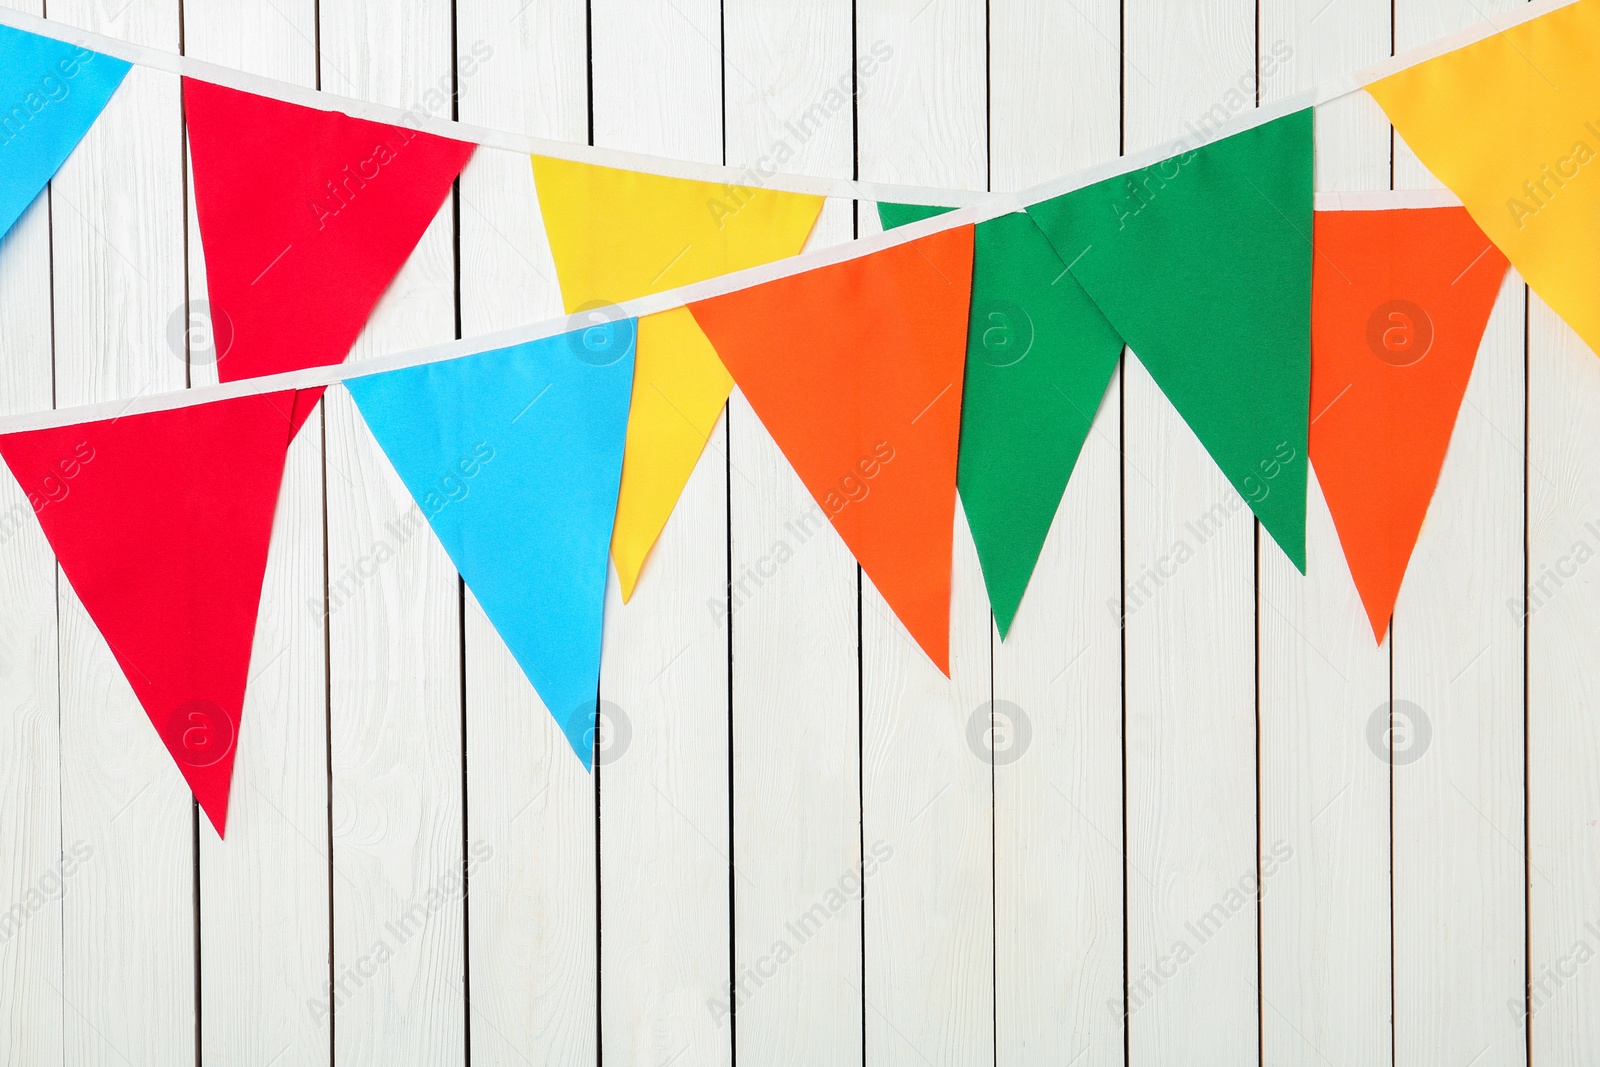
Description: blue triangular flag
xmin=344 ymin=322 xmax=637 ymax=768
xmin=0 ymin=26 xmax=130 ymax=240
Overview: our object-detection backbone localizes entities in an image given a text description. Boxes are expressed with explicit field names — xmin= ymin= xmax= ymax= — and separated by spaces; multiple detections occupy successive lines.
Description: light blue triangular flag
xmin=345 ymin=321 xmax=637 ymax=768
xmin=0 ymin=26 xmax=130 ymax=240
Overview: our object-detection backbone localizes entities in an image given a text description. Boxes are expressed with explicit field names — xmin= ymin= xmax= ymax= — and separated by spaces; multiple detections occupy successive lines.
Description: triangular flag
xmin=1027 ymin=109 xmax=1315 ymax=570
xmin=1310 ymin=207 xmax=1508 ymax=640
xmin=690 ymin=226 xmax=975 ymax=673
xmin=531 ymin=155 xmax=823 ymax=596
xmin=612 ymin=307 xmax=733 ymax=601
xmin=880 ymin=204 xmax=1123 ymax=636
xmin=0 ymin=392 xmax=298 ymax=835
xmin=344 ymin=324 xmax=636 ymax=767
xmin=0 ymin=26 xmax=129 ymax=239
xmin=1366 ymin=0 xmax=1600 ymax=358
xmin=184 ymin=79 xmax=475 ymax=436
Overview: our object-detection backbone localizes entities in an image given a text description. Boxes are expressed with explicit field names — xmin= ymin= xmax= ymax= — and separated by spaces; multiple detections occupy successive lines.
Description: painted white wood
xmin=0 ymin=1 xmax=61 ymax=1057
xmin=318 ymin=1 xmax=467 ymax=1062
xmin=178 ymin=5 xmax=334 ymax=1065
xmin=986 ymin=0 xmax=1124 ymax=1063
xmin=721 ymin=3 xmax=862 ymax=1063
xmin=45 ymin=2 xmax=193 ymax=1063
xmin=1390 ymin=4 xmax=1527 ymax=1066
xmin=1119 ymin=1 xmax=1259 ymax=1062
xmin=453 ymin=2 xmax=598 ymax=1064
xmin=1256 ymin=2 xmax=1394 ymax=1064
xmin=1527 ymin=299 xmax=1600 ymax=1062
xmin=854 ymin=2 xmax=994 ymax=1064
xmin=588 ymin=0 xmax=733 ymax=1063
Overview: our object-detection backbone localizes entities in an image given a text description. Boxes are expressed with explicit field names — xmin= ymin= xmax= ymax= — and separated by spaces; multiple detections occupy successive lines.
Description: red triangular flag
xmin=183 ymin=79 xmax=475 ymax=435
xmin=690 ymin=226 xmax=974 ymax=672
xmin=1309 ymin=206 xmax=1509 ymax=640
xmin=0 ymin=392 xmax=298 ymax=835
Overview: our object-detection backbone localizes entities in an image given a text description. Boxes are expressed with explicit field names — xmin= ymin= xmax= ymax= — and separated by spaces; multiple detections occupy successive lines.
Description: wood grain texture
xmin=1527 ymin=298 xmax=1600 ymax=1064
xmin=855 ymin=0 xmax=994 ymax=1062
xmin=454 ymin=1 xmax=599 ymax=1063
xmin=319 ymin=1 xmax=468 ymax=1062
xmin=986 ymin=0 xmax=1124 ymax=1062
xmin=589 ymin=0 xmax=733 ymax=1063
xmin=1390 ymin=3 xmax=1528 ymax=1065
xmin=0 ymin=4 xmax=60 ymax=1060
xmin=180 ymin=4 xmax=333 ymax=1064
xmin=46 ymin=2 xmax=193 ymax=1063
xmin=1256 ymin=1 xmax=1393 ymax=1063
xmin=722 ymin=1 xmax=864 ymax=1063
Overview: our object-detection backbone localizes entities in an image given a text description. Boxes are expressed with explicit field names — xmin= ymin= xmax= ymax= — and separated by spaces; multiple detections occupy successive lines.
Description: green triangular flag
xmin=1025 ymin=108 xmax=1314 ymax=571
xmin=879 ymin=203 xmax=1124 ymax=635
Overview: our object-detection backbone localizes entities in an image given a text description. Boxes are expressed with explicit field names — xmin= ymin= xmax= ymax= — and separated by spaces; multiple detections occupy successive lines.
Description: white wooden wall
xmin=0 ymin=0 xmax=1594 ymax=1063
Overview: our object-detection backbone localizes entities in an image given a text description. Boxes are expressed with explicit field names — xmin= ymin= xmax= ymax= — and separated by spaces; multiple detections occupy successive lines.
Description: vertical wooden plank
xmin=180 ymin=4 xmax=333 ymax=1064
xmin=1390 ymin=3 xmax=1527 ymax=1065
xmin=46 ymin=1 xmax=192 ymax=1063
xmin=1255 ymin=1 xmax=1393 ymax=1063
xmin=1527 ymin=303 xmax=1600 ymax=1060
xmin=318 ymin=0 xmax=467 ymax=1062
xmin=1119 ymin=1 xmax=1259 ymax=1062
xmin=854 ymin=0 xmax=994 ymax=1063
xmin=454 ymin=0 xmax=598 ymax=1062
xmin=721 ymin=2 xmax=861 ymax=1063
xmin=588 ymin=0 xmax=731 ymax=1062
xmin=986 ymin=0 xmax=1124 ymax=1062
xmin=0 ymin=4 xmax=60 ymax=1060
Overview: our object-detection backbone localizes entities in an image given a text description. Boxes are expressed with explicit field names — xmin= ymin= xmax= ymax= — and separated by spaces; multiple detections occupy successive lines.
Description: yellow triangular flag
xmin=531 ymin=156 xmax=823 ymax=598
xmin=1367 ymin=0 xmax=1600 ymax=355
xmin=612 ymin=308 xmax=734 ymax=600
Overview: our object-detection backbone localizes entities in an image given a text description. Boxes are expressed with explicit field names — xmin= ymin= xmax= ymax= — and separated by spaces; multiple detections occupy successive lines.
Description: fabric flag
xmin=690 ymin=226 xmax=975 ymax=673
xmin=611 ymin=307 xmax=734 ymax=601
xmin=185 ymin=79 xmax=475 ymax=436
xmin=0 ymin=26 xmax=129 ymax=240
xmin=0 ymin=392 xmax=298 ymax=836
xmin=1310 ymin=206 xmax=1509 ymax=640
xmin=531 ymin=155 xmax=823 ymax=598
xmin=879 ymin=204 xmax=1123 ymax=636
xmin=1026 ymin=109 xmax=1315 ymax=570
xmin=344 ymin=324 xmax=636 ymax=767
xmin=1366 ymin=0 xmax=1600 ymax=358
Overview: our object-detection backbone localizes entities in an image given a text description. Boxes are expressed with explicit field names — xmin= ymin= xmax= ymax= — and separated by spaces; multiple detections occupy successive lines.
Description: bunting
xmin=879 ymin=204 xmax=1123 ymax=635
xmin=344 ymin=324 xmax=636 ymax=766
xmin=690 ymin=226 xmax=974 ymax=673
xmin=0 ymin=392 xmax=297 ymax=835
xmin=1027 ymin=109 xmax=1315 ymax=570
xmin=0 ymin=25 xmax=129 ymax=240
xmin=185 ymin=79 xmax=475 ymax=436
xmin=531 ymin=155 xmax=823 ymax=598
xmin=1310 ymin=206 xmax=1509 ymax=639
xmin=1366 ymin=0 xmax=1600 ymax=359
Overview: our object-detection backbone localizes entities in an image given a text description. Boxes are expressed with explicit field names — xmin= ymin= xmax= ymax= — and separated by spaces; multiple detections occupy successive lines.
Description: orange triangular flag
xmin=690 ymin=227 xmax=975 ymax=673
xmin=1309 ymin=206 xmax=1508 ymax=640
